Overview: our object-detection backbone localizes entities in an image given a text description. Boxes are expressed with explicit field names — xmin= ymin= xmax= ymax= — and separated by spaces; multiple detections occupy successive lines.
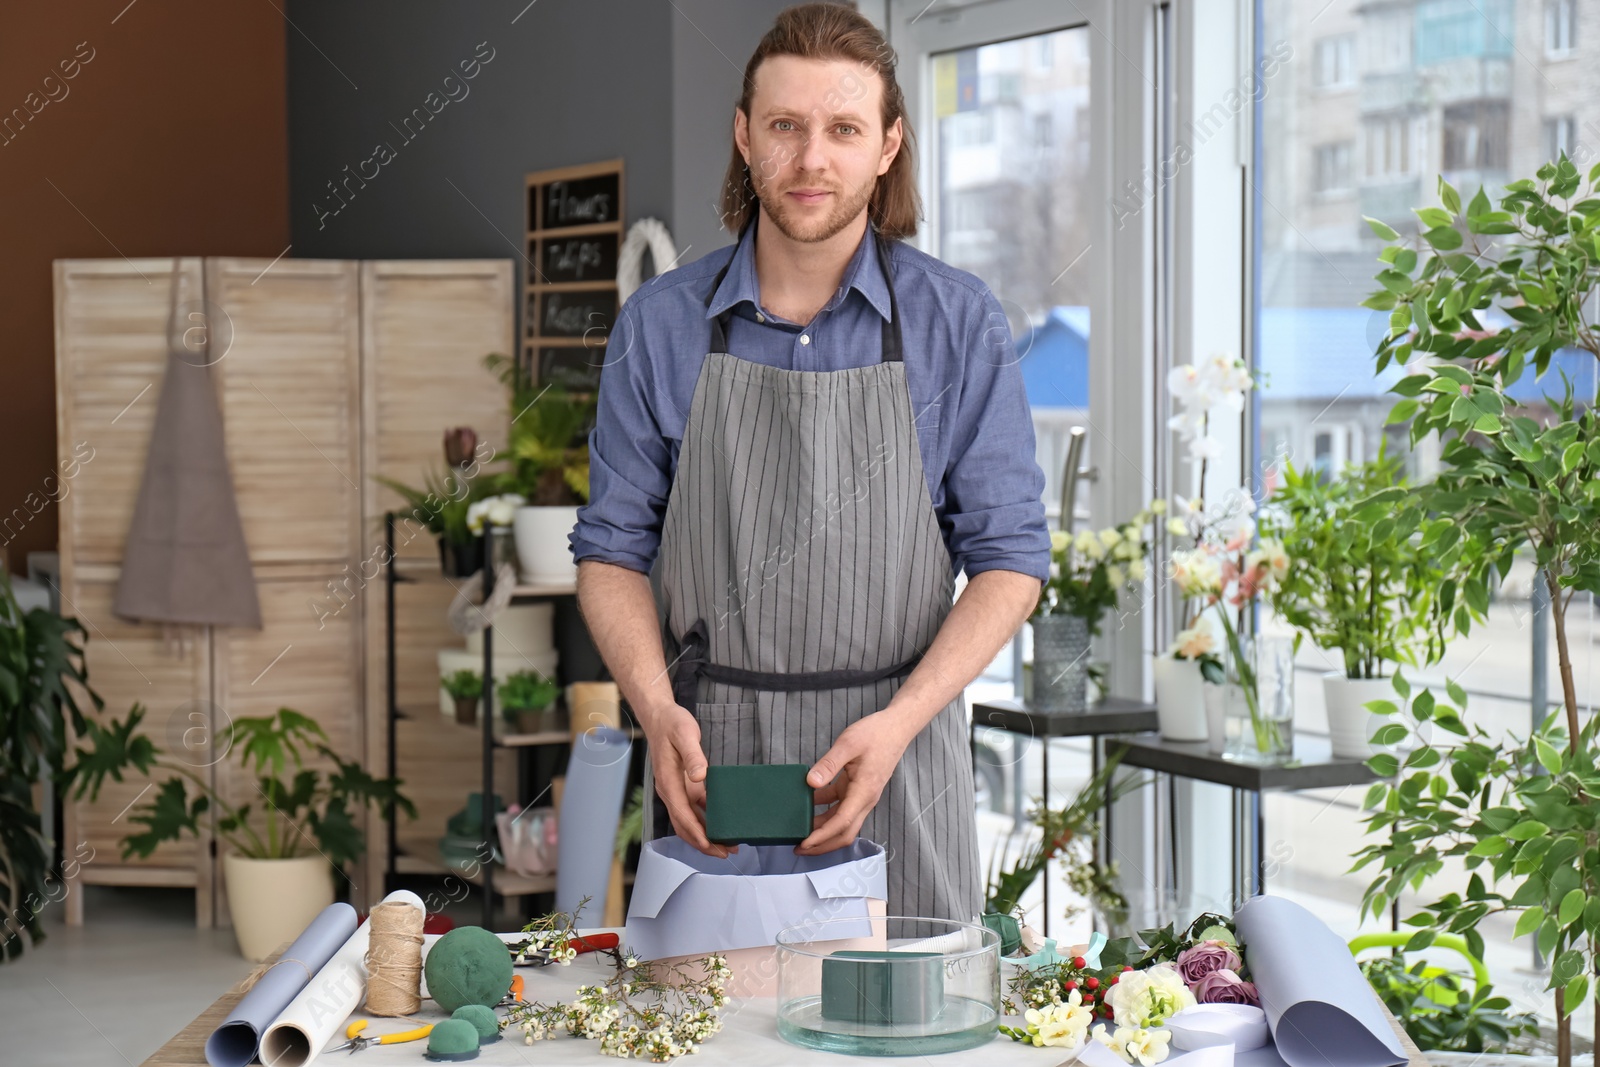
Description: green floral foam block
xmin=704 ymin=763 xmax=813 ymax=846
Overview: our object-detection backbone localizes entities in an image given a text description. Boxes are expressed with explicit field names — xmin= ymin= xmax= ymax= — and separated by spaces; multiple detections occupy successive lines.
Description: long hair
xmin=718 ymin=3 xmax=921 ymax=240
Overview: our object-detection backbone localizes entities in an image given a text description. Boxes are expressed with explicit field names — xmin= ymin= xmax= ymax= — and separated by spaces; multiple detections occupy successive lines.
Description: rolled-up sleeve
xmin=941 ymin=291 xmax=1051 ymax=582
xmin=569 ymin=300 xmax=670 ymax=574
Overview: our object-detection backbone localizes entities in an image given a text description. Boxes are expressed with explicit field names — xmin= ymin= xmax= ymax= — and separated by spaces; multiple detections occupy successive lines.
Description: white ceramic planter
xmin=1324 ymin=674 xmax=1395 ymax=759
xmin=513 ymin=505 xmax=580 ymax=585
xmin=1153 ymin=654 xmax=1208 ymax=742
xmin=222 ymin=853 xmax=335 ymax=962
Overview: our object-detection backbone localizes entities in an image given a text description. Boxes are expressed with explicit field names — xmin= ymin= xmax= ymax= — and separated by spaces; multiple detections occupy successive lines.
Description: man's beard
xmin=753 ymin=172 xmax=876 ymax=243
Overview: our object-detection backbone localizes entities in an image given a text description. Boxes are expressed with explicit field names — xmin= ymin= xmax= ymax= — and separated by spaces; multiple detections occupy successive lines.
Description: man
xmin=570 ymin=3 xmax=1048 ymax=922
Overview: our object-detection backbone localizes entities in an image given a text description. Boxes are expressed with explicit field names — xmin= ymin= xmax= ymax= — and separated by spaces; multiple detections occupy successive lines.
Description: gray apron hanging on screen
xmin=647 ymin=219 xmax=981 ymax=923
xmin=113 ymin=258 xmax=261 ymax=628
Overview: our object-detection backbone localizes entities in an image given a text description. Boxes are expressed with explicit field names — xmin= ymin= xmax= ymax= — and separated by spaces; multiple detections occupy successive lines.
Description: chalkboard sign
xmin=540 ymin=173 xmax=621 ymax=230
xmin=538 ymin=345 xmax=606 ymax=392
xmin=541 ymin=233 xmax=619 ymax=283
xmin=524 ymin=159 xmax=624 ymax=389
xmin=536 ymin=290 xmax=617 ymax=339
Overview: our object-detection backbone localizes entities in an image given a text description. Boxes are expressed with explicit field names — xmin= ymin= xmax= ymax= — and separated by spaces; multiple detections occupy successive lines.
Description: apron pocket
xmin=694 ymin=702 xmax=759 ymax=765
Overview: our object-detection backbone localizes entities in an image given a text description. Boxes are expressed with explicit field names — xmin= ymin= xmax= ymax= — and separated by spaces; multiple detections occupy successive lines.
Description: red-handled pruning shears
xmin=512 ymin=932 xmax=621 ymax=967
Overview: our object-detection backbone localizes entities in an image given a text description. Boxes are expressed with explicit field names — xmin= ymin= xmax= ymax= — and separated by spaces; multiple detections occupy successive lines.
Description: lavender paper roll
xmin=1234 ymin=896 xmax=1406 ymax=1067
xmin=204 ymin=902 xmax=359 ymax=1067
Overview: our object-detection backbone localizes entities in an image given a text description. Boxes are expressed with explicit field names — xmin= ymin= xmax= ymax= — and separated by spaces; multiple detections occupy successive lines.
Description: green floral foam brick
xmin=821 ymin=950 xmax=947 ymax=1026
xmin=704 ymin=763 xmax=813 ymax=846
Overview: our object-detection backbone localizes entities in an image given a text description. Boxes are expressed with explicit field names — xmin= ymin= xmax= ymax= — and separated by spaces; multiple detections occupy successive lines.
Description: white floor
xmin=0 ymin=886 xmax=255 ymax=1066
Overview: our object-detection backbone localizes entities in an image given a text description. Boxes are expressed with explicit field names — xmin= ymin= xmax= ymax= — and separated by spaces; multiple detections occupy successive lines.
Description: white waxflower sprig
xmin=505 ymin=902 xmax=733 ymax=1063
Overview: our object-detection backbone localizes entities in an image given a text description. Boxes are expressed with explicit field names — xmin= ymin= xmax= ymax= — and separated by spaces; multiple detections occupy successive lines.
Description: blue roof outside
xmin=1017 ymin=303 xmax=1596 ymax=408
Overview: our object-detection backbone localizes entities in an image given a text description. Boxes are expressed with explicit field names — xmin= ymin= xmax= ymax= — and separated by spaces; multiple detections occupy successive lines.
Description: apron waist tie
xmin=670 ymin=618 xmax=922 ymax=717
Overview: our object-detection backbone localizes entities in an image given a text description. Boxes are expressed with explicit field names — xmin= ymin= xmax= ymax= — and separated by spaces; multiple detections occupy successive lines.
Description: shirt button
xmin=800 ymin=334 xmax=810 ymax=345
xmin=756 ymin=312 xmax=765 ymax=323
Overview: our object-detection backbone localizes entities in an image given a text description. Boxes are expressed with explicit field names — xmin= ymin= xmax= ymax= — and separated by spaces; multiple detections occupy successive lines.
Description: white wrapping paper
xmin=259 ymin=890 xmax=425 ymax=1067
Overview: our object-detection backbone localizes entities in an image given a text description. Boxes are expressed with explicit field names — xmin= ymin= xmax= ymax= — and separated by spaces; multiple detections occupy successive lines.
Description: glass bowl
xmin=774 ymin=914 xmax=1000 ymax=1056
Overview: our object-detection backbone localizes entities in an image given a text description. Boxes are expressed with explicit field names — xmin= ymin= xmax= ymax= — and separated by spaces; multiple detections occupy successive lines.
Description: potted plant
xmin=0 ymin=569 xmax=100 ymax=963
xmin=483 ymin=353 xmax=596 ymax=586
xmin=499 ymin=669 xmax=561 ymax=735
xmin=377 ymin=427 xmax=494 ymax=578
xmin=1030 ymin=503 xmax=1160 ymax=712
xmin=1258 ymin=450 xmax=1477 ymax=758
xmin=1353 ymin=159 xmax=1600 ymax=1064
xmin=466 ymin=491 xmax=525 ymax=576
xmin=441 ymin=668 xmax=483 ymax=726
xmin=69 ymin=705 xmax=417 ymax=961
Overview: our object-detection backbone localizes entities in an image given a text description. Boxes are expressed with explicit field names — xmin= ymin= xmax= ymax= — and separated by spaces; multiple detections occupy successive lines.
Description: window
xmin=1363 ymin=116 xmax=1416 ymax=180
xmin=1315 ymin=35 xmax=1356 ymax=88
xmin=1416 ymin=0 xmax=1514 ymax=64
xmin=1363 ymin=13 xmax=1413 ymax=73
xmin=1545 ymin=115 xmax=1577 ymax=163
xmin=1314 ymin=142 xmax=1353 ymax=193
xmin=1547 ymin=0 xmax=1577 ymax=55
xmin=1033 ymin=112 xmax=1053 ymax=149
xmin=1256 ymin=0 xmax=1598 ymax=1028
xmin=1442 ymin=101 xmax=1510 ymax=171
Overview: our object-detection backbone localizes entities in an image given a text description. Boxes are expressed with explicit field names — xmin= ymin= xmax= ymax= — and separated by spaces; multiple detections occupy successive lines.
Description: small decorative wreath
xmin=617 ymin=218 xmax=679 ymax=303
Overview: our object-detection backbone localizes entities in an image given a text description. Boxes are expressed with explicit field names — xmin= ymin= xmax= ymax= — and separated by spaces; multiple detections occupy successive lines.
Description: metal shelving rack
xmin=380 ymin=514 xmax=594 ymax=925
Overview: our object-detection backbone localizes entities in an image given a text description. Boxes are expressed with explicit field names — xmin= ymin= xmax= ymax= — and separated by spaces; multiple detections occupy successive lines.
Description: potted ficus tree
xmin=1258 ymin=449 xmax=1480 ymax=758
xmin=1352 ymin=157 xmax=1600 ymax=1064
xmin=483 ymin=353 xmax=596 ymax=586
xmin=69 ymin=705 xmax=417 ymax=961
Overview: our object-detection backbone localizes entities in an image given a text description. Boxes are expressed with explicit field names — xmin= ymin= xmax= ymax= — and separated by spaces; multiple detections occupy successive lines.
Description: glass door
xmin=894 ymin=0 xmax=1114 ymax=707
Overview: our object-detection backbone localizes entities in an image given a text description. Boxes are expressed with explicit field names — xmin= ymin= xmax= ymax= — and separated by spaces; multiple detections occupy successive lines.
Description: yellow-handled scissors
xmin=326 ymin=1019 xmax=435 ymax=1054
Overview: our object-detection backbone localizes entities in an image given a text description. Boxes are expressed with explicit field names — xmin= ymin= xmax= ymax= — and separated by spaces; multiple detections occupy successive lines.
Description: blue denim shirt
xmin=569 ymin=215 xmax=1050 ymax=583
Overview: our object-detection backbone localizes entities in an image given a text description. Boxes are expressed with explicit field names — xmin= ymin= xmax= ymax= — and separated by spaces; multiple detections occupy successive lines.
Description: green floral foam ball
xmin=424 ymin=926 xmax=513 ymax=1013
xmin=452 ymin=1003 xmax=501 ymax=1042
xmin=425 ymin=1018 xmax=480 ymax=1061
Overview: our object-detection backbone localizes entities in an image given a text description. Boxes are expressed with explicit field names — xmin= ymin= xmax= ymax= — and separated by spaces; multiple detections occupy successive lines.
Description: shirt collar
xmin=705 ymin=213 xmax=893 ymax=324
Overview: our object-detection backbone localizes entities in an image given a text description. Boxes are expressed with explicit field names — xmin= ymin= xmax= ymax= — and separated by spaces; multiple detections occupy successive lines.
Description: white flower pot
xmin=513 ymin=505 xmax=580 ymax=586
xmin=222 ymin=853 xmax=335 ymax=962
xmin=1323 ymin=674 xmax=1395 ymax=760
xmin=1153 ymin=654 xmax=1208 ymax=742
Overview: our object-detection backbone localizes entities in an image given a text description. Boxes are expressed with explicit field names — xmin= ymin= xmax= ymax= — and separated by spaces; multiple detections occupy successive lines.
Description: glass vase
xmin=1221 ymin=634 xmax=1294 ymax=765
xmin=1029 ymin=614 xmax=1091 ymax=712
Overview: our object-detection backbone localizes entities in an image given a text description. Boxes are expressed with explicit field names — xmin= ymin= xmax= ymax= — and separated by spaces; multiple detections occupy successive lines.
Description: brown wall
xmin=0 ymin=1 xmax=288 ymax=574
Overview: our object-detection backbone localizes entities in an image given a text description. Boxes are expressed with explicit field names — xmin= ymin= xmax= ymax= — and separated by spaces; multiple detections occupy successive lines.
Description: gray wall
xmin=671 ymin=1 xmax=800 ymax=265
xmin=287 ymin=0 xmax=798 ymax=281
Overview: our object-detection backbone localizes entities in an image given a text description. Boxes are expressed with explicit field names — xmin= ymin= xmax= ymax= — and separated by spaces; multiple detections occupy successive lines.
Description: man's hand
xmin=797 ymin=710 xmax=919 ymax=856
xmin=644 ymin=704 xmax=730 ymax=859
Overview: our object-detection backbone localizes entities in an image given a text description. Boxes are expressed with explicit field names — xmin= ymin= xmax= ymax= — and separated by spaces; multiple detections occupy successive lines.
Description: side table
xmin=970 ymin=697 xmax=1159 ymax=937
xmin=1108 ymin=733 xmax=1379 ymax=907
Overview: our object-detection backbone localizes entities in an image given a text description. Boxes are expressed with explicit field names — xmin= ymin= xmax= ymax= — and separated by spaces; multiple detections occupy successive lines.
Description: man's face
xmin=736 ymin=55 xmax=902 ymax=244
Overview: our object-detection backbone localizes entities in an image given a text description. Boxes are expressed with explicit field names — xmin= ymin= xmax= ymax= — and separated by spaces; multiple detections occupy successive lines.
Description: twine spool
xmin=363 ymin=901 xmax=424 ymax=1016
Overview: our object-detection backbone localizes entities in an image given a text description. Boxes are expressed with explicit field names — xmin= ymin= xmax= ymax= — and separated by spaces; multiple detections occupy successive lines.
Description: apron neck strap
xmin=705 ymin=217 xmax=902 ymax=363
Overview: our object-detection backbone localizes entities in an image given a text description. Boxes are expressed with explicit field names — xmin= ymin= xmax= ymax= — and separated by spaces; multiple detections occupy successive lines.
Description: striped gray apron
xmin=646 ymin=224 xmax=981 ymax=924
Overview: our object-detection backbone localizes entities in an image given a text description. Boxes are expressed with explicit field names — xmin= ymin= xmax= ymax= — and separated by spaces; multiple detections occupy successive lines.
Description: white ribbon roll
xmin=1167 ymin=1003 xmax=1270 ymax=1051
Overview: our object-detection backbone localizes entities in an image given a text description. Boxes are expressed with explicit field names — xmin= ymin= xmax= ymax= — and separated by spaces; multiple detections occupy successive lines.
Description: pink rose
xmin=1193 ymin=968 xmax=1260 ymax=1006
xmin=1174 ymin=940 xmax=1241 ymax=985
